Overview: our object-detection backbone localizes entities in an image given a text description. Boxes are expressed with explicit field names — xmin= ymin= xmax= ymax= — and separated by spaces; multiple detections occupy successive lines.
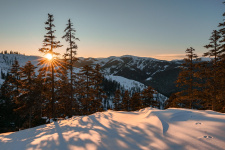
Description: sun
xmin=45 ymin=53 xmax=53 ymax=60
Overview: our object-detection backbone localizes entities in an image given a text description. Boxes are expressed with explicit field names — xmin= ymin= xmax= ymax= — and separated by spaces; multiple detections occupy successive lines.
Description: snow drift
xmin=0 ymin=108 xmax=225 ymax=150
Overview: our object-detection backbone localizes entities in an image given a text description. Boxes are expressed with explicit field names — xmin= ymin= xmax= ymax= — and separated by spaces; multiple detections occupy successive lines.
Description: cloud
xmin=152 ymin=54 xmax=186 ymax=61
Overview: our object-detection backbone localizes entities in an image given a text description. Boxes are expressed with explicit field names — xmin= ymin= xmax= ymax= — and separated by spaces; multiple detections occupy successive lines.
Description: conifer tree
xmin=204 ymin=30 xmax=221 ymax=63
xmin=15 ymin=61 xmax=37 ymax=128
xmin=0 ymin=74 xmax=22 ymax=132
xmin=201 ymin=30 xmax=222 ymax=110
xmin=194 ymin=61 xmax=211 ymax=109
xmin=141 ymin=86 xmax=158 ymax=108
xmin=176 ymin=47 xmax=198 ymax=109
xmin=55 ymin=59 xmax=71 ymax=117
xmin=37 ymin=66 xmax=53 ymax=119
xmin=121 ymin=90 xmax=130 ymax=111
xmin=113 ymin=89 xmax=121 ymax=111
xmin=62 ymin=19 xmax=79 ymax=115
xmin=38 ymin=13 xmax=62 ymax=120
xmin=91 ymin=64 xmax=105 ymax=113
xmin=9 ymin=58 xmax=20 ymax=99
xmin=218 ymin=4 xmax=225 ymax=57
xmin=217 ymin=5 xmax=225 ymax=111
xmin=78 ymin=65 xmax=94 ymax=115
xmin=34 ymin=73 xmax=46 ymax=120
xmin=164 ymin=93 xmax=179 ymax=109
xmin=130 ymin=92 xmax=141 ymax=111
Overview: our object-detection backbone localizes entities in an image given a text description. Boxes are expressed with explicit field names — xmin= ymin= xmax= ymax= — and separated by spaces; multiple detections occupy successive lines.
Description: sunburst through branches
xmin=45 ymin=53 xmax=53 ymax=61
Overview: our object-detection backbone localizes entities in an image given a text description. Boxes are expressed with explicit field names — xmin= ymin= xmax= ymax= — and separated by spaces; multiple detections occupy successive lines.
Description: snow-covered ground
xmin=1 ymin=107 xmax=225 ymax=150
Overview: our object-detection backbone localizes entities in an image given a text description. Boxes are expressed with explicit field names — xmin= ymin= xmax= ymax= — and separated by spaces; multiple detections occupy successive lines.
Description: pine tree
xmin=218 ymin=3 xmax=225 ymax=57
xmin=217 ymin=6 xmax=225 ymax=111
xmin=204 ymin=30 xmax=221 ymax=63
xmin=176 ymin=47 xmax=199 ymax=109
xmin=130 ymin=92 xmax=141 ymax=111
xmin=62 ymin=19 xmax=79 ymax=116
xmin=78 ymin=65 xmax=94 ymax=115
xmin=55 ymin=59 xmax=71 ymax=117
xmin=15 ymin=61 xmax=37 ymax=128
xmin=121 ymin=90 xmax=130 ymax=111
xmin=194 ymin=61 xmax=211 ymax=109
xmin=164 ymin=93 xmax=179 ymax=109
xmin=141 ymin=86 xmax=158 ymax=108
xmin=38 ymin=13 xmax=62 ymax=120
xmin=34 ymin=73 xmax=46 ymax=120
xmin=113 ymin=89 xmax=121 ymax=111
xmin=37 ymin=66 xmax=53 ymax=119
xmin=0 ymin=75 xmax=20 ymax=131
xmin=9 ymin=58 xmax=20 ymax=99
xmin=91 ymin=64 xmax=105 ymax=113
xmin=200 ymin=30 xmax=222 ymax=110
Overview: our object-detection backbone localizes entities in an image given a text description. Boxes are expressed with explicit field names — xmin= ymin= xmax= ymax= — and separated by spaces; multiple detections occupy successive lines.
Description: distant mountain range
xmin=75 ymin=55 xmax=184 ymax=97
xmin=0 ymin=54 xmax=208 ymax=97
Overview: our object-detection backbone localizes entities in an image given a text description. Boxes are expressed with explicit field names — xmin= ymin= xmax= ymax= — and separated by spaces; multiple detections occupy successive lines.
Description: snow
xmin=1 ymin=107 xmax=225 ymax=150
xmin=0 ymin=54 xmax=40 ymax=78
xmin=105 ymin=75 xmax=146 ymax=90
xmin=200 ymin=57 xmax=212 ymax=62
xmin=146 ymin=77 xmax=152 ymax=81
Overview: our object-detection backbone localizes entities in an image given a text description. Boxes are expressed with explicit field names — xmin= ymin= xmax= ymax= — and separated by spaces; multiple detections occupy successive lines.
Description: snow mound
xmin=0 ymin=108 xmax=225 ymax=150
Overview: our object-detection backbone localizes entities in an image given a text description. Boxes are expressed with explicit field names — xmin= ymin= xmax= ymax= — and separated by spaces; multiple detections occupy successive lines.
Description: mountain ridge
xmin=0 ymin=54 xmax=182 ymax=97
xmin=75 ymin=55 xmax=183 ymax=97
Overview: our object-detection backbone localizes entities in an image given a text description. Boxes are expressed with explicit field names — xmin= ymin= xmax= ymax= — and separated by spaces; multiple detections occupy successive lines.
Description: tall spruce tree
xmin=194 ymin=61 xmax=212 ymax=109
xmin=204 ymin=30 xmax=221 ymax=63
xmin=0 ymin=75 xmax=19 ymax=132
xmin=9 ymin=58 xmax=20 ymax=100
xmin=176 ymin=47 xmax=198 ymax=109
xmin=217 ymin=4 xmax=225 ymax=111
xmin=141 ymin=86 xmax=158 ymax=108
xmin=91 ymin=64 xmax=105 ymax=113
xmin=55 ymin=58 xmax=71 ymax=117
xmin=38 ymin=13 xmax=62 ymax=120
xmin=15 ymin=61 xmax=37 ymax=128
xmin=121 ymin=90 xmax=130 ymax=111
xmin=78 ymin=65 xmax=94 ymax=115
xmin=201 ymin=30 xmax=222 ymax=110
xmin=113 ymin=89 xmax=121 ymax=111
xmin=218 ymin=2 xmax=225 ymax=57
xmin=62 ymin=19 xmax=79 ymax=116
xmin=130 ymin=92 xmax=141 ymax=111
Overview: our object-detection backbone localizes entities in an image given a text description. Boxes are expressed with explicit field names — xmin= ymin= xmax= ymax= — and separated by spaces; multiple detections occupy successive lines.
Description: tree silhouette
xmin=62 ymin=19 xmax=79 ymax=116
xmin=176 ymin=47 xmax=198 ymax=108
xmin=38 ymin=13 xmax=62 ymax=120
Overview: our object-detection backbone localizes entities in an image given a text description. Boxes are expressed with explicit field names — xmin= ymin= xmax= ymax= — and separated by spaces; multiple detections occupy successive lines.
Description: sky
xmin=0 ymin=0 xmax=224 ymax=60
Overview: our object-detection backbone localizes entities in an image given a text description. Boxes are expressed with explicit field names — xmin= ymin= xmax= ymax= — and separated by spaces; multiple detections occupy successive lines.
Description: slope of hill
xmin=0 ymin=54 xmax=40 ymax=84
xmin=2 ymin=54 xmax=207 ymax=97
xmin=0 ymin=54 xmax=168 ymax=109
xmin=0 ymin=108 xmax=225 ymax=150
xmin=0 ymin=54 xmax=171 ymax=96
xmin=76 ymin=55 xmax=182 ymax=97
xmin=104 ymin=75 xmax=168 ymax=108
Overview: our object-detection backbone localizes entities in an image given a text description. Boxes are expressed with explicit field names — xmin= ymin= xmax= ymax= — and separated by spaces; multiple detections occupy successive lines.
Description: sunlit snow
xmin=0 ymin=108 xmax=225 ymax=150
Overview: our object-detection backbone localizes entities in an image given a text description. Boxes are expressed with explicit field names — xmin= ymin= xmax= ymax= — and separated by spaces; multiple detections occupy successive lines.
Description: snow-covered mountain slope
xmin=0 ymin=54 xmax=168 ymax=95
xmin=0 ymin=54 xmax=40 ymax=84
xmin=0 ymin=54 xmax=40 ymax=69
xmin=0 ymin=54 xmax=208 ymax=98
xmin=1 ymin=107 xmax=225 ymax=150
xmin=105 ymin=75 xmax=146 ymax=91
xmin=105 ymin=75 xmax=168 ymax=106
xmin=75 ymin=55 xmax=182 ymax=97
